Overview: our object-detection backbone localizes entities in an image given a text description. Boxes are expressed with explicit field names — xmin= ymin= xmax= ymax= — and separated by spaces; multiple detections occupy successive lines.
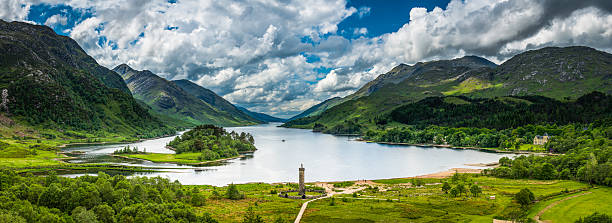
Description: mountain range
xmin=0 ymin=20 xmax=172 ymax=137
xmin=112 ymin=64 xmax=260 ymax=127
xmin=2 ymin=19 xmax=610 ymax=138
xmin=284 ymin=46 xmax=612 ymax=132
xmin=0 ymin=20 xmax=284 ymax=139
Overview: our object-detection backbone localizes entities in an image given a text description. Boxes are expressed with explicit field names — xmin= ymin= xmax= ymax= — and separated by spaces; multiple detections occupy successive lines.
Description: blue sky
xmin=338 ymin=0 xmax=450 ymax=38
xmin=2 ymin=0 xmax=612 ymax=118
xmin=25 ymin=1 xmax=452 ymax=40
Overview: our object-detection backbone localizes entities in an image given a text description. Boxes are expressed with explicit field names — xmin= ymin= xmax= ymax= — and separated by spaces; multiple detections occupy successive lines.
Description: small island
xmin=117 ymin=125 xmax=256 ymax=165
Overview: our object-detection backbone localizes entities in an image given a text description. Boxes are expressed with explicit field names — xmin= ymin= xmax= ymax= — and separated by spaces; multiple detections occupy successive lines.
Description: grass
xmin=190 ymin=183 xmax=304 ymax=223
xmin=517 ymin=144 xmax=546 ymax=152
xmin=0 ymin=149 xmax=64 ymax=168
xmin=122 ymin=152 xmax=243 ymax=165
xmin=538 ymin=187 xmax=612 ymax=223
xmin=372 ymin=178 xmax=441 ymax=185
xmin=123 ymin=152 xmax=203 ymax=164
xmin=442 ymin=77 xmax=503 ymax=96
xmin=179 ymin=174 xmax=602 ymax=223
xmin=0 ymin=126 xmax=141 ymax=168
xmin=286 ymin=191 xmax=324 ymax=196
xmin=299 ymin=175 xmax=592 ymax=222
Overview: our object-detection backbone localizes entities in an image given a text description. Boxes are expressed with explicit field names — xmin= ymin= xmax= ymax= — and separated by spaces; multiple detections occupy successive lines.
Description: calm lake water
xmin=62 ymin=123 xmax=512 ymax=186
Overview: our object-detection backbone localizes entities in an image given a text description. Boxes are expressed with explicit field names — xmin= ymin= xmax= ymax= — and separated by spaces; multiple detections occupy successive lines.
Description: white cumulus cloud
xmin=2 ymin=0 xmax=612 ymax=117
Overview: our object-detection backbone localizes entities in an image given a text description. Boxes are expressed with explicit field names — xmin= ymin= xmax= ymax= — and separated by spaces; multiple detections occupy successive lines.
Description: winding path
xmin=533 ymin=191 xmax=592 ymax=223
xmin=293 ymin=182 xmax=368 ymax=223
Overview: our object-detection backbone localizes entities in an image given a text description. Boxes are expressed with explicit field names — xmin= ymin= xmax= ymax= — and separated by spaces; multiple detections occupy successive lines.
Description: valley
xmin=0 ymin=15 xmax=610 ymax=223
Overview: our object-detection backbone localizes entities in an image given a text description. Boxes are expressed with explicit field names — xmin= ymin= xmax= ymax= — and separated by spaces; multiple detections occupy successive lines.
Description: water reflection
xmin=62 ymin=123 xmax=512 ymax=186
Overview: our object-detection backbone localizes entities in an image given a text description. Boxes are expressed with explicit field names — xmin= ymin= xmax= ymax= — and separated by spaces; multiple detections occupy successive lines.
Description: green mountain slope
xmin=0 ymin=20 xmax=171 ymax=137
xmin=287 ymin=97 xmax=345 ymax=121
xmin=172 ymin=79 xmax=262 ymax=124
xmin=113 ymin=64 xmax=257 ymax=127
xmin=473 ymin=46 xmax=612 ymax=98
xmin=283 ymin=46 xmax=612 ymax=133
xmin=236 ymin=106 xmax=286 ymax=123
xmin=389 ymin=92 xmax=611 ymax=129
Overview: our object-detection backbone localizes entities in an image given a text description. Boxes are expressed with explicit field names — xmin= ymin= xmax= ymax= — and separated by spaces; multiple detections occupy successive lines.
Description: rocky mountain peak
xmin=112 ymin=64 xmax=135 ymax=75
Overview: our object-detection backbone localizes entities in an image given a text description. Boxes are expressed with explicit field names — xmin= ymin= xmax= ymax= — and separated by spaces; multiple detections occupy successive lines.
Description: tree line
xmin=388 ymin=91 xmax=611 ymax=129
xmin=0 ymin=170 xmax=218 ymax=223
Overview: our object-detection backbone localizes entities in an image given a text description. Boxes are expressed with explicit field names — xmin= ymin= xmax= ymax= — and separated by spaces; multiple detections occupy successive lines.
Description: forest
xmin=484 ymin=126 xmax=611 ymax=186
xmin=388 ymin=92 xmax=611 ymax=129
xmin=360 ymin=92 xmax=612 ymax=187
xmin=0 ymin=170 xmax=218 ymax=223
xmin=167 ymin=125 xmax=256 ymax=161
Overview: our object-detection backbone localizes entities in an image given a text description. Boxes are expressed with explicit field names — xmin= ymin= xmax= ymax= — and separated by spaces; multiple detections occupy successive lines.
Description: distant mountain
xmin=283 ymin=46 xmax=612 ymax=132
xmin=236 ymin=106 xmax=286 ymax=123
xmin=287 ymin=97 xmax=345 ymax=121
xmin=479 ymin=46 xmax=612 ymax=98
xmin=0 ymin=20 xmax=171 ymax=136
xmin=112 ymin=64 xmax=257 ymax=127
xmin=352 ymin=55 xmax=497 ymax=99
xmin=172 ymin=79 xmax=262 ymax=124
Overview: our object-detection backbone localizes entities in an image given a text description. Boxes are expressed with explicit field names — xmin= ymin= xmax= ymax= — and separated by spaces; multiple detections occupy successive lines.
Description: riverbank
xmin=114 ymin=152 xmax=248 ymax=166
xmin=358 ymin=139 xmax=556 ymax=156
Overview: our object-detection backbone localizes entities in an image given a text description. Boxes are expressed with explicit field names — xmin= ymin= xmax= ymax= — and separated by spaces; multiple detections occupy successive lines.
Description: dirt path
xmin=533 ymin=191 xmax=592 ymax=223
xmin=294 ymin=184 xmax=367 ymax=223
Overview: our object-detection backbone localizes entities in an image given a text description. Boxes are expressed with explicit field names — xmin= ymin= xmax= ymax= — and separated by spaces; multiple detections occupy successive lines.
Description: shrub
xmin=226 ymin=184 xmax=244 ymax=200
xmin=515 ymin=188 xmax=535 ymax=206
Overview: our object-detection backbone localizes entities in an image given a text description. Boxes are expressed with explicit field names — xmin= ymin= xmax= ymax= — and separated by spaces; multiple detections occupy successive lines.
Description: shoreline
xmin=57 ymin=132 xmax=180 ymax=149
xmin=111 ymin=152 xmax=251 ymax=166
xmin=239 ymin=169 xmax=489 ymax=186
xmin=281 ymin=125 xmax=555 ymax=156
xmin=357 ymin=139 xmax=556 ymax=156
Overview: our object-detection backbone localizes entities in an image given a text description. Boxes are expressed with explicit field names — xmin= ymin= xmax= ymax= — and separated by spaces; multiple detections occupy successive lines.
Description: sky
xmin=2 ymin=0 xmax=612 ymax=118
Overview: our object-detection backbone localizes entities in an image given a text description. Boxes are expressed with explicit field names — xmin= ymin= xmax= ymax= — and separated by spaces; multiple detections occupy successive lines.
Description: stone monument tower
xmin=298 ymin=163 xmax=305 ymax=195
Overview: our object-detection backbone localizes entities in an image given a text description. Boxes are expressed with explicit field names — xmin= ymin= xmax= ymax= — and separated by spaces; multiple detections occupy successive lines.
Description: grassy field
xmin=190 ymin=183 xmax=304 ymax=223
xmin=299 ymin=176 xmax=592 ymax=222
xmin=0 ymin=148 xmax=64 ymax=168
xmin=123 ymin=152 xmax=203 ymax=164
xmin=174 ymin=175 xmax=606 ymax=223
xmin=123 ymin=152 xmax=242 ymax=165
xmin=0 ymin=122 xmax=141 ymax=168
xmin=538 ymin=187 xmax=612 ymax=223
xmin=517 ymin=144 xmax=546 ymax=152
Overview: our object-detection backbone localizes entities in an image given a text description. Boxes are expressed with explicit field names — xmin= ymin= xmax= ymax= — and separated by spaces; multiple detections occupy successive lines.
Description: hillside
xmin=389 ymin=92 xmax=611 ymax=130
xmin=478 ymin=46 xmax=612 ymax=98
xmin=172 ymin=79 xmax=262 ymax=124
xmin=113 ymin=65 xmax=257 ymax=127
xmin=283 ymin=46 xmax=612 ymax=133
xmin=236 ymin=106 xmax=286 ymax=123
xmin=0 ymin=20 xmax=171 ymax=137
xmin=287 ymin=97 xmax=344 ymax=121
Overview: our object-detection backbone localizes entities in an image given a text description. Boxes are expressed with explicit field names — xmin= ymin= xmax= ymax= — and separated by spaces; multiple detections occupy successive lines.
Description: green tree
xmin=92 ymin=204 xmax=115 ymax=223
xmin=242 ymin=207 xmax=264 ymax=223
xmin=538 ymin=163 xmax=558 ymax=180
xmin=499 ymin=157 xmax=512 ymax=167
xmin=449 ymin=187 xmax=459 ymax=197
xmin=72 ymin=206 xmax=99 ymax=223
xmin=0 ymin=212 xmax=26 ymax=223
xmin=470 ymin=184 xmax=482 ymax=197
xmin=515 ymin=188 xmax=535 ymax=206
xmin=559 ymin=168 xmax=572 ymax=180
xmin=161 ymin=188 xmax=176 ymax=202
xmin=574 ymin=212 xmax=612 ymax=223
xmin=191 ymin=192 xmax=206 ymax=206
xmin=226 ymin=184 xmax=244 ymax=200
xmin=441 ymin=182 xmax=451 ymax=194
xmin=456 ymin=184 xmax=466 ymax=196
